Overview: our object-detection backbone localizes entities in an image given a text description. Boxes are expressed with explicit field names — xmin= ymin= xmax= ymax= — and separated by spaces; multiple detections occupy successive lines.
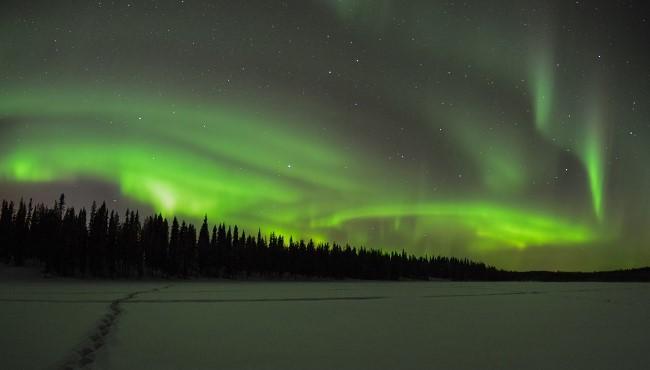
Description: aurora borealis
xmin=1 ymin=1 xmax=649 ymax=271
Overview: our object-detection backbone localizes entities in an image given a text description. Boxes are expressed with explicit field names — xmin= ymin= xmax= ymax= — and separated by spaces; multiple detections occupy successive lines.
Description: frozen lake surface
xmin=1 ymin=272 xmax=649 ymax=369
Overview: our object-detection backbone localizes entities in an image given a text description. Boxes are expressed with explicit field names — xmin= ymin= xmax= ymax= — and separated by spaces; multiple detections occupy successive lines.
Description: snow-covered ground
xmin=1 ymin=270 xmax=649 ymax=369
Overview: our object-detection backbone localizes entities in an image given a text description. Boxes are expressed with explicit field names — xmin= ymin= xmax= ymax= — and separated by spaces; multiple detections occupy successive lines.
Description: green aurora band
xmin=0 ymin=86 xmax=602 ymax=257
xmin=313 ymin=202 xmax=596 ymax=249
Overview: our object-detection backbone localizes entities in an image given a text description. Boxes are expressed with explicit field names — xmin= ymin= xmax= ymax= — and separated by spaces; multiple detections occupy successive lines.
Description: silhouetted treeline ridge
xmin=1 ymin=195 xmax=649 ymax=281
xmin=0 ymin=195 xmax=496 ymax=280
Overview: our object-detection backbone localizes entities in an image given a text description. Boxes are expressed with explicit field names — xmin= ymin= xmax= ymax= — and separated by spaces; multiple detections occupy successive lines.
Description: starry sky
xmin=1 ymin=0 xmax=649 ymax=271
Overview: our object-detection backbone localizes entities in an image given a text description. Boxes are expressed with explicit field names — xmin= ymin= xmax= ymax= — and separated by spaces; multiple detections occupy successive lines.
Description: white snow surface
xmin=1 ymin=270 xmax=649 ymax=369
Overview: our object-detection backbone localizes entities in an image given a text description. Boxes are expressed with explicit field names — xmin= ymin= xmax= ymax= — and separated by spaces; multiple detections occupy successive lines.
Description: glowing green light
xmin=581 ymin=104 xmax=606 ymax=221
xmin=527 ymin=50 xmax=606 ymax=221
xmin=0 ymin=85 xmax=603 ymax=266
xmin=446 ymin=115 xmax=527 ymax=194
xmin=585 ymin=142 xmax=604 ymax=220
xmin=315 ymin=202 xmax=597 ymax=249
xmin=0 ymin=87 xmax=358 ymax=235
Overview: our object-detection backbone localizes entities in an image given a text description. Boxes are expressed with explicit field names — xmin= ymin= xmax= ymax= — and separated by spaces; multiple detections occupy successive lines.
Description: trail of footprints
xmin=59 ymin=285 xmax=172 ymax=370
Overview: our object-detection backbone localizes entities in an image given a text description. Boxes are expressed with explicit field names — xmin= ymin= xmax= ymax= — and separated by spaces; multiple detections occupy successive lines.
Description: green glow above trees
xmin=0 ymin=86 xmax=602 ymax=255
xmin=315 ymin=202 xmax=597 ymax=249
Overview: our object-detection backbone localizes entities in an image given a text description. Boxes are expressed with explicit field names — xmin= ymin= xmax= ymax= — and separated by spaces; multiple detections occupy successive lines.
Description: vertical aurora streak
xmin=580 ymin=98 xmax=607 ymax=221
xmin=528 ymin=43 xmax=607 ymax=221
xmin=584 ymin=133 xmax=605 ymax=221
xmin=531 ymin=58 xmax=554 ymax=134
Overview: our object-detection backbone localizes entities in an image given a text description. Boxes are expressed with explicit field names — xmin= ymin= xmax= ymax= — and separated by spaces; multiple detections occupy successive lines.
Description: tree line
xmin=1 ymin=195 xmax=649 ymax=281
xmin=0 ymin=195 xmax=499 ymax=280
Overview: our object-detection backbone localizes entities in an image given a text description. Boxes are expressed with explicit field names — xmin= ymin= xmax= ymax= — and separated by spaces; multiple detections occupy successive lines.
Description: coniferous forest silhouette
xmin=1 ymin=195 xmax=649 ymax=281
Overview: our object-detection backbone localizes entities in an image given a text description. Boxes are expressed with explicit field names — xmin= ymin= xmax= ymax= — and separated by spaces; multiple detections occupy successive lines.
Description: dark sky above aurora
xmin=1 ymin=1 xmax=649 ymax=271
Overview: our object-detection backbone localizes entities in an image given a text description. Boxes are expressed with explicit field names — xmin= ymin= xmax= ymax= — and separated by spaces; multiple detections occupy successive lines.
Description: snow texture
xmin=0 ymin=271 xmax=648 ymax=370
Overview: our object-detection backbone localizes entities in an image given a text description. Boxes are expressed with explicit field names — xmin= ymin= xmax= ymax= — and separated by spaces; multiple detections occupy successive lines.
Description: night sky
xmin=1 ymin=0 xmax=649 ymax=271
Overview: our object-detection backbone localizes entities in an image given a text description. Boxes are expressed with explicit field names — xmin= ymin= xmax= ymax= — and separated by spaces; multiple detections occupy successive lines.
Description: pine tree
xmin=209 ymin=225 xmax=218 ymax=276
xmin=107 ymin=211 xmax=119 ymax=277
xmin=197 ymin=216 xmax=210 ymax=275
xmin=0 ymin=200 xmax=14 ymax=262
xmin=13 ymin=199 xmax=28 ymax=267
xmin=169 ymin=217 xmax=180 ymax=276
